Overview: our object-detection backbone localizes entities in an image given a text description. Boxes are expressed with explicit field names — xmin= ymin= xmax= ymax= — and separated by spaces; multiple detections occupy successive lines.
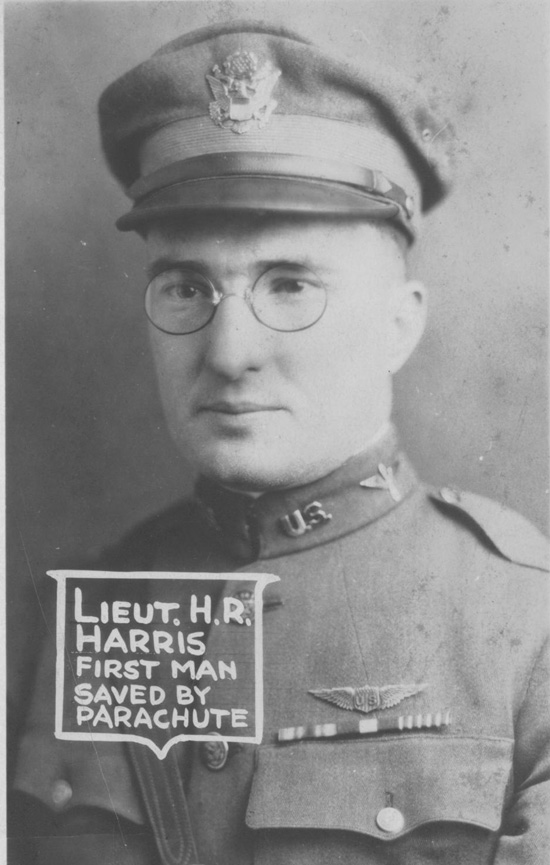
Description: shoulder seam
xmin=428 ymin=488 xmax=549 ymax=573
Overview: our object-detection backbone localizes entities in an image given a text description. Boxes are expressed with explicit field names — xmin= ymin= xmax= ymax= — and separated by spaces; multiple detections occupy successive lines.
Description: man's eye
xmin=157 ymin=273 xmax=211 ymax=302
xmin=169 ymin=282 xmax=200 ymax=300
xmin=270 ymin=279 xmax=307 ymax=295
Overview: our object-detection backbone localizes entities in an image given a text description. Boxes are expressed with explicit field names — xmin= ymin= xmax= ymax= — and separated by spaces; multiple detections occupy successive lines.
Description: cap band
xmin=137 ymin=115 xmax=420 ymax=210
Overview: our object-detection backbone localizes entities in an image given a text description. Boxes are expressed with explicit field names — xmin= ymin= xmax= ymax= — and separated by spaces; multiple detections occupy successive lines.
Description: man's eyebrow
xmin=145 ymin=256 xmax=332 ymax=281
xmin=260 ymin=258 xmax=328 ymax=272
xmin=145 ymin=258 xmax=208 ymax=280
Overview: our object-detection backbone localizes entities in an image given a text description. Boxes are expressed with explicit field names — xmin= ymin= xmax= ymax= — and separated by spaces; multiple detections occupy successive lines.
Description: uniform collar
xmin=194 ymin=424 xmax=418 ymax=562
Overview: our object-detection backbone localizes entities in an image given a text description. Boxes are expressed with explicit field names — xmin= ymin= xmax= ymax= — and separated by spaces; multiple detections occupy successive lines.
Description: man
xmin=11 ymin=19 xmax=549 ymax=865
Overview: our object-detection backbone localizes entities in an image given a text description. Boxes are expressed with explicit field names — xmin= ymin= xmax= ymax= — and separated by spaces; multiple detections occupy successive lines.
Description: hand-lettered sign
xmin=50 ymin=570 xmax=279 ymax=759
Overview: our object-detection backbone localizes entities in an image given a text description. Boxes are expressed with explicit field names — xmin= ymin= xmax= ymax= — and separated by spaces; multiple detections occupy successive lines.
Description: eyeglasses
xmin=145 ymin=264 xmax=328 ymax=334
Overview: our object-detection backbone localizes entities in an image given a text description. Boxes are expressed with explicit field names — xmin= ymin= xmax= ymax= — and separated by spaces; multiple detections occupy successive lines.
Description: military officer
xmin=11 ymin=19 xmax=549 ymax=865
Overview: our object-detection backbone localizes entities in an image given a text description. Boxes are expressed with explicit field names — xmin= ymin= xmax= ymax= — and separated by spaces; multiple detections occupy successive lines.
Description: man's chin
xmin=188 ymin=440 xmax=340 ymax=493
xmin=199 ymin=455 xmax=285 ymax=493
xmin=188 ymin=440 xmax=299 ymax=492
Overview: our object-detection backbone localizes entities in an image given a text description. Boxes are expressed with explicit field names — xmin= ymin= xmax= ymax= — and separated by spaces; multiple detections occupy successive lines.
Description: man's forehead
xmin=144 ymin=214 xmax=404 ymax=268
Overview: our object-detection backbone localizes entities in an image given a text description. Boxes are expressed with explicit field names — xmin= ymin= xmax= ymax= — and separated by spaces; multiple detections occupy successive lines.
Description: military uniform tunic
xmin=13 ymin=429 xmax=550 ymax=864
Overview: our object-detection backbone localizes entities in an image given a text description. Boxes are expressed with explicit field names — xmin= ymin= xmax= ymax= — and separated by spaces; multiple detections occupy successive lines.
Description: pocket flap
xmin=246 ymin=736 xmax=513 ymax=841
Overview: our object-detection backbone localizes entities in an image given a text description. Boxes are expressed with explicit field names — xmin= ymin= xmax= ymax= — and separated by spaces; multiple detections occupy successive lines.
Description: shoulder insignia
xmin=430 ymin=487 xmax=549 ymax=572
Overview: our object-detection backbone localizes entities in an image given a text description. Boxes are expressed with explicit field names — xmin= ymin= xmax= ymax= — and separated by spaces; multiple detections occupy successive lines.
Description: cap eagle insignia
xmin=206 ymin=50 xmax=281 ymax=134
xmin=309 ymin=682 xmax=427 ymax=714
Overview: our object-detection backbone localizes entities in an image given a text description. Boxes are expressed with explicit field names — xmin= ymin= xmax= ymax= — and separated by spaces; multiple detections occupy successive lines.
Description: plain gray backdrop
xmin=6 ymin=0 xmax=548 ymax=718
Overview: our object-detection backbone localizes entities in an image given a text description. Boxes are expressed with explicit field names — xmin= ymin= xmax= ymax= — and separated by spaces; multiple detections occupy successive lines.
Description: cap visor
xmin=116 ymin=176 xmax=400 ymax=231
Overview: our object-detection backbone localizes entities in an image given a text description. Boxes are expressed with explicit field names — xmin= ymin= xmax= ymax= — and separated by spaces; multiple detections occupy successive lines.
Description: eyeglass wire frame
xmin=144 ymin=265 xmax=328 ymax=335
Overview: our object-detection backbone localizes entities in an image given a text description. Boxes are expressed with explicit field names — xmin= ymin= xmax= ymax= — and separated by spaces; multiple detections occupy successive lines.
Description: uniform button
xmin=376 ymin=806 xmax=405 ymax=834
xmin=440 ymin=486 xmax=461 ymax=505
xmin=51 ymin=779 xmax=73 ymax=809
xmin=200 ymin=737 xmax=229 ymax=771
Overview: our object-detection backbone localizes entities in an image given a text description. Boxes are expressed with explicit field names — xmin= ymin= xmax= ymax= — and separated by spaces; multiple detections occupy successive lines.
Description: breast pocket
xmin=246 ymin=735 xmax=513 ymax=862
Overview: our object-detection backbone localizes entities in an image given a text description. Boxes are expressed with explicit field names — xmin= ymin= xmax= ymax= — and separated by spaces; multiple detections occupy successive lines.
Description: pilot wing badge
xmin=207 ymin=50 xmax=281 ymax=134
xmin=309 ymin=682 xmax=428 ymax=714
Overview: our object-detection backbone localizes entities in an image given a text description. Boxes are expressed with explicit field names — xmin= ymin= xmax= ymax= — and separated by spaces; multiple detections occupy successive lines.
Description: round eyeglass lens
xmin=251 ymin=265 xmax=327 ymax=332
xmin=145 ymin=269 xmax=218 ymax=334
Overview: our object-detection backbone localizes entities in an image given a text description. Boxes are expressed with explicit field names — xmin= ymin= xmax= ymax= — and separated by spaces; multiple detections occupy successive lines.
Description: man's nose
xmin=202 ymin=294 xmax=269 ymax=380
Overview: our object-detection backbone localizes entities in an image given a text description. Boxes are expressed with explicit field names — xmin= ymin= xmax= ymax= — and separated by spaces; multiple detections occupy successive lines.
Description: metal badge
xmin=360 ymin=463 xmax=402 ymax=502
xmin=439 ymin=486 xmax=462 ymax=505
xmin=309 ymin=682 xmax=427 ymax=714
xmin=200 ymin=736 xmax=229 ymax=771
xmin=234 ymin=588 xmax=255 ymax=624
xmin=206 ymin=50 xmax=281 ymax=134
xmin=376 ymin=806 xmax=405 ymax=834
xmin=280 ymin=500 xmax=332 ymax=538
xmin=228 ymin=589 xmax=283 ymax=625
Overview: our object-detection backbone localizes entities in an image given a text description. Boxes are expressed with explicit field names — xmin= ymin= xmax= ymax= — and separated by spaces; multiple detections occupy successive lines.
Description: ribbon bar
xmin=277 ymin=709 xmax=451 ymax=744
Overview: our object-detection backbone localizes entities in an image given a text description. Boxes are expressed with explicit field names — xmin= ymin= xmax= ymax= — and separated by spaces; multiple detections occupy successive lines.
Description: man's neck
xmin=222 ymin=420 xmax=394 ymax=499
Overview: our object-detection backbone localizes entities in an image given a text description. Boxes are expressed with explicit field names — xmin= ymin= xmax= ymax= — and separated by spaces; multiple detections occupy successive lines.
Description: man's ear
xmin=386 ymin=280 xmax=427 ymax=374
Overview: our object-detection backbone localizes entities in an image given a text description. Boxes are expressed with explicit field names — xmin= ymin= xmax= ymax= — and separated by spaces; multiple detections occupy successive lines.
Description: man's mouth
xmin=199 ymin=401 xmax=283 ymax=415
